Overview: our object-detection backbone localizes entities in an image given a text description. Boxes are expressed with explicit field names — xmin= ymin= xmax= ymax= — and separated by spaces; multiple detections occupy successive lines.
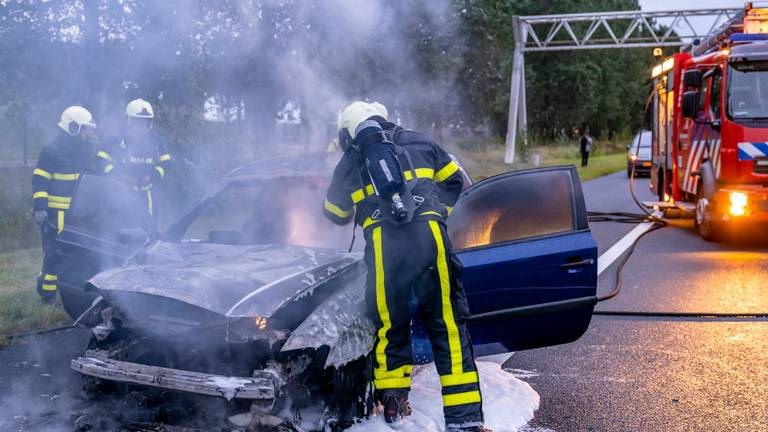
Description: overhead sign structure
xmin=505 ymin=7 xmax=741 ymax=164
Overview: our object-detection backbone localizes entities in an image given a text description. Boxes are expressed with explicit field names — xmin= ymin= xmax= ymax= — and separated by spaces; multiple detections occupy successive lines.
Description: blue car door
xmin=447 ymin=166 xmax=598 ymax=356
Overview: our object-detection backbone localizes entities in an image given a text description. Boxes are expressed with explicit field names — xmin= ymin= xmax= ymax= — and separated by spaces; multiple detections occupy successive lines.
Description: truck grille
xmin=754 ymin=158 xmax=768 ymax=175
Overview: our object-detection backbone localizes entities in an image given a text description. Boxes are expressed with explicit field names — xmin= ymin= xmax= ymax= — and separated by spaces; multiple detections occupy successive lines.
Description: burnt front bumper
xmin=71 ymin=353 xmax=280 ymax=401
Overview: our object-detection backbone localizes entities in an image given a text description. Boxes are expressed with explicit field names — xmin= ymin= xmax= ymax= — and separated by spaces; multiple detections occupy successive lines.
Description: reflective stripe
xmin=57 ymin=211 xmax=64 ymax=234
xmin=32 ymin=191 xmax=49 ymax=200
xmin=372 ymin=227 xmax=392 ymax=380
xmin=97 ymin=150 xmax=114 ymax=162
xmin=33 ymin=168 xmax=52 ymax=180
xmin=41 ymin=283 xmax=57 ymax=292
xmin=44 ymin=274 xmax=57 ymax=281
xmin=446 ymin=206 xmax=453 ymax=215
xmin=362 ymin=217 xmax=380 ymax=229
xmin=48 ymin=195 xmax=71 ymax=203
xmin=403 ymin=168 xmax=435 ymax=181
xmin=324 ymin=199 xmax=352 ymax=218
xmin=105 ymin=164 xmax=114 ymax=173
xmin=147 ymin=190 xmax=153 ymax=216
xmin=52 ymin=173 xmax=80 ymax=181
xmin=352 ymin=185 xmax=377 ymax=203
xmin=374 ymin=376 xmax=412 ymax=389
xmin=48 ymin=201 xmax=70 ymax=210
xmin=351 ymin=189 xmax=365 ymax=204
xmin=159 ymin=153 xmax=172 ymax=162
xmin=374 ymin=364 xmax=413 ymax=379
xmin=155 ymin=166 xmax=165 ymax=178
xmin=434 ymin=161 xmax=459 ymax=182
xmin=443 ymin=390 xmax=481 ymax=407
xmin=428 ymin=220 xmax=463 ymax=375
xmin=420 ymin=211 xmax=443 ymax=218
xmin=440 ymin=371 xmax=478 ymax=387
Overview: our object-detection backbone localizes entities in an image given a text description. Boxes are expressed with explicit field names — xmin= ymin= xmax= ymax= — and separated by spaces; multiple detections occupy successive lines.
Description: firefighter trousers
xmin=364 ymin=219 xmax=483 ymax=425
xmin=36 ymin=222 xmax=61 ymax=297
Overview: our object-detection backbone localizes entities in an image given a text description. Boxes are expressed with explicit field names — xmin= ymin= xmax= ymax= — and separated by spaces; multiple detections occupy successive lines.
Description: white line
xmin=597 ymin=211 xmax=662 ymax=276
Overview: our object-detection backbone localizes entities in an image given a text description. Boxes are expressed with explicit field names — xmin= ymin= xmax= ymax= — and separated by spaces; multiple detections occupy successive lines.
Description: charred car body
xmin=56 ymin=153 xmax=598 ymax=428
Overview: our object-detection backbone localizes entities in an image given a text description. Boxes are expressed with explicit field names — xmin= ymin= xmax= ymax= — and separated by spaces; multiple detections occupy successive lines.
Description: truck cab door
xmin=55 ymin=175 xmax=153 ymax=318
xmin=448 ymin=166 xmax=597 ymax=356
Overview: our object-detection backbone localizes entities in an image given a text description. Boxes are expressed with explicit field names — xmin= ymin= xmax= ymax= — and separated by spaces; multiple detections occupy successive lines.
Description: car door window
xmin=448 ymin=168 xmax=583 ymax=250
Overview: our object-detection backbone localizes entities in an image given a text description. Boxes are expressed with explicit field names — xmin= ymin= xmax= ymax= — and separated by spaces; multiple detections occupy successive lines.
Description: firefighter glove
xmin=34 ymin=210 xmax=47 ymax=227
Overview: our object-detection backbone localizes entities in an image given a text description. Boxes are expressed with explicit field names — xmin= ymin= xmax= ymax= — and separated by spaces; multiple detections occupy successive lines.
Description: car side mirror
xmin=683 ymin=69 xmax=702 ymax=88
xmin=682 ymin=91 xmax=700 ymax=119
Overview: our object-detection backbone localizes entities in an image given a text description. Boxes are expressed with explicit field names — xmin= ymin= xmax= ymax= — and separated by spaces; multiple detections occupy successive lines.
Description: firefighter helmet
xmin=126 ymin=98 xmax=154 ymax=119
xmin=338 ymin=101 xmax=383 ymax=152
xmin=58 ymin=106 xmax=96 ymax=136
xmin=370 ymin=101 xmax=389 ymax=121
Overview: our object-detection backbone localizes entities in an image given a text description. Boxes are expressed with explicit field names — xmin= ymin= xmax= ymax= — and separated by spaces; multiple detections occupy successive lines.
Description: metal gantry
xmin=505 ymin=7 xmax=741 ymax=164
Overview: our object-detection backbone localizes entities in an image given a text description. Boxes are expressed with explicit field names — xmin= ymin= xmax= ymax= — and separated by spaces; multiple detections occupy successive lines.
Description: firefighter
xmin=32 ymin=106 xmax=98 ymax=303
xmin=96 ymin=98 xmax=171 ymax=220
xmin=323 ymin=102 xmax=487 ymax=432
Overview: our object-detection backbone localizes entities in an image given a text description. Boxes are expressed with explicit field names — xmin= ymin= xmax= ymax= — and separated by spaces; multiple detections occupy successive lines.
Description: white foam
xmin=345 ymin=361 xmax=540 ymax=432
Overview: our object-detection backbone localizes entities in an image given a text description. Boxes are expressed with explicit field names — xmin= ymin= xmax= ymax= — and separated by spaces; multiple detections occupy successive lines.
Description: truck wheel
xmin=657 ymin=169 xmax=665 ymax=201
xmin=695 ymin=185 xmax=720 ymax=241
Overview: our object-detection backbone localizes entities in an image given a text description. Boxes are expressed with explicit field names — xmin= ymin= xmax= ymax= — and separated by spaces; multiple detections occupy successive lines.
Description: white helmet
xmin=58 ymin=106 xmax=96 ymax=136
xmin=370 ymin=101 xmax=389 ymax=121
xmin=338 ymin=101 xmax=381 ymax=140
xmin=126 ymin=98 xmax=154 ymax=118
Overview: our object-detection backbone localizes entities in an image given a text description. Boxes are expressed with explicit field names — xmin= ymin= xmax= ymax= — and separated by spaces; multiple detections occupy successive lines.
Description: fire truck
xmin=650 ymin=3 xmax=768 ymax=240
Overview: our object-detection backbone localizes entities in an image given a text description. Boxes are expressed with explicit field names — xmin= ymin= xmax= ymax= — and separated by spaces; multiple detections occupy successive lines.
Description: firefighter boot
xmin=378 ymin=389 xmax=411 ymax=423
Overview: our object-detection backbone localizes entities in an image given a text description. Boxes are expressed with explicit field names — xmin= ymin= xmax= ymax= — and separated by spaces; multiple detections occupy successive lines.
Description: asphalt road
xmin=2 ymin=171 xmax=767 ymax=431
xmin=509 ymin=171 xmax=768 ymax=432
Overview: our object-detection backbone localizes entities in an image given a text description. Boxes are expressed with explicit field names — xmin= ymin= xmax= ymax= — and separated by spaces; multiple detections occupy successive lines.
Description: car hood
xmin=86 ymin=241 xmax=365 ymax=338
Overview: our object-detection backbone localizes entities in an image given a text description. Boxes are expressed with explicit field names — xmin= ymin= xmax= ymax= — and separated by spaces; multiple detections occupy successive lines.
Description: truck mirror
xmin=682 ymin=91 xmax=700 ymax=119
xmin=683 ymin=69 xmax=702 ymax=88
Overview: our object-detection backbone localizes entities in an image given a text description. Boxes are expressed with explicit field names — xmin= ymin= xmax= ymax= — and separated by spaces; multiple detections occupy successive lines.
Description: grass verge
xmin=449 ymin=138 xmax=628 ymax=182
xmin=0 ymin=248 xmax=70 ymax=344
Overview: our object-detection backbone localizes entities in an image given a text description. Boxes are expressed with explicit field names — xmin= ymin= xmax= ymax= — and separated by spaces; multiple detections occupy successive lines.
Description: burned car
xmin=56 ymin=153 xmax=598 ymax=428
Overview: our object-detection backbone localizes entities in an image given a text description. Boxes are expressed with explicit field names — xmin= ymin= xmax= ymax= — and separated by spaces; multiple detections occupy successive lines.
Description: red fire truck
xmin=650 ymin=3 xmax=768 ymax=240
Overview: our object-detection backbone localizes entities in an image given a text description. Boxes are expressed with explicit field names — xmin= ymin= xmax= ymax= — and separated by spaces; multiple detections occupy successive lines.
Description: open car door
xmin=448 ymin=166 xmax=598 ymax=356
xmin=55 ymin=174 xmax=153 ymax=318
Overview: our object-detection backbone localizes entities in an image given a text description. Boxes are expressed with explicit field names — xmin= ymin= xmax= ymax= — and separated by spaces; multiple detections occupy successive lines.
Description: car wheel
xmin=695 ymin=184 xmax=720 ymax=241
xmin=627 ymin=165 xmax=632 ymax=178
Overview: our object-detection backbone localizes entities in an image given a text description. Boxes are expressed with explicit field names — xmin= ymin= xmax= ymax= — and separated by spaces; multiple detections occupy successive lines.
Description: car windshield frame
xmin=727 ymin=61 xmax=768 ymax=122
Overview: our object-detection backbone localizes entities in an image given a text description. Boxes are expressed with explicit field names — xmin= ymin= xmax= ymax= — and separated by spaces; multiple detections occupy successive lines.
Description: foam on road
xmin=346 ymin=361 xmax=539 ymax=432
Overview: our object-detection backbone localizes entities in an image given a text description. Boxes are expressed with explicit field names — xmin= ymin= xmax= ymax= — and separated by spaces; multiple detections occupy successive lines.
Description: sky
xmin=639 ymin=0 xmax=748 ymax=37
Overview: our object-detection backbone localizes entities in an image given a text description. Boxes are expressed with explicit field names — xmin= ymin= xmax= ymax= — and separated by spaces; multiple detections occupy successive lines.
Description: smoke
xmin=0 ymin=2 xmax=467 ymax=429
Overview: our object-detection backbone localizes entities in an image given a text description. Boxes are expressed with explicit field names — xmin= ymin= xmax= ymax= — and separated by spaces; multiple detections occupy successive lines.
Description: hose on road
xmin=6 ymin=324 xmax=75 ymax=341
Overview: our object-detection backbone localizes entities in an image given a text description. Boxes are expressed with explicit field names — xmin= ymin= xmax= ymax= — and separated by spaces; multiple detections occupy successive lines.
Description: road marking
xmin=597 ymin=211 xmax=662 ymax=276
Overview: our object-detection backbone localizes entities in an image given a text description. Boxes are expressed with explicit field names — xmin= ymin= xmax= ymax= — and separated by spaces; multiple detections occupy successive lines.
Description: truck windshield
xmin=728 ymin=62 xmax=768 ymax=119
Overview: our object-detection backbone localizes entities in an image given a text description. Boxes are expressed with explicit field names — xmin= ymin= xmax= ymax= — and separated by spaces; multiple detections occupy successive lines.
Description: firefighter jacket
xmin=96 ymin=128 xmax=171 ymax=187
xmin=324 ymin=122 xmax=463 ymax=229
xmin=32 ymin=131 xmax=97 ymax=233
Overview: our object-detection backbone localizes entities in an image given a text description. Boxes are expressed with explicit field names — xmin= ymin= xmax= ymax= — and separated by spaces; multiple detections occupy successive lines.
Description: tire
xmin=657 ymin=169 xmax=665 ymax=201
xmin=695 ymin=182 xmax=720 ymax=241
